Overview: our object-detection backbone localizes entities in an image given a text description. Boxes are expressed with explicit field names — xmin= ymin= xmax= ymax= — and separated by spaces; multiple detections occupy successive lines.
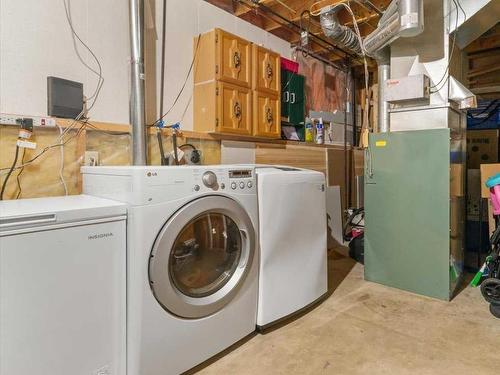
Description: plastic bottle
xmin=305 ymin=117 xmax=314 ymax=143
xmin=315 ymin=118 xmax=324 ymax=145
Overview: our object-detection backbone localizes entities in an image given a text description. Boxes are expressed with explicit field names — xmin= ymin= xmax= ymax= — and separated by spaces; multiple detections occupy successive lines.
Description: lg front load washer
xmin=82 ymin=166 xmax=259 ymax=375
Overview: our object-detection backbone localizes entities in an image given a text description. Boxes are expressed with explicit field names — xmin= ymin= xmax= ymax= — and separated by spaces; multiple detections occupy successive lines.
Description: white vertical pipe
xmin=129 ymin=0 xmax=147 ymax=165
xmin=376 ymin=47 xmax=390 ymax=133
xmin=378 ymin=63 xmax=390 ymax=132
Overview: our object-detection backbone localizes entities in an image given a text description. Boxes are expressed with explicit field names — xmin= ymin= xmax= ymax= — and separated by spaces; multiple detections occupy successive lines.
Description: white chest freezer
xmin=256 ymin=167 xmax=328 ymax=329
xmin=0 ymin=195 xmax=127 ymax=375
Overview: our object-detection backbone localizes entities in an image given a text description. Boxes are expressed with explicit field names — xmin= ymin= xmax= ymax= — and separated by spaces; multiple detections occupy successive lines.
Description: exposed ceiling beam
xmin=205 ymin=0 xmax=393 ymax=65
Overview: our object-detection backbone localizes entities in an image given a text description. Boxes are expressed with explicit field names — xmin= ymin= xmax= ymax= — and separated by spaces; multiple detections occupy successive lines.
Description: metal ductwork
xmin=129 ymin=0 xmax=147 ymax=165
xmin=319 ymin=5 xmax=362 ymax=55
xmin=364 ymin=0 xmax=424 ymax=57
xmin=318 ymin=0 xmax=424 ymax=133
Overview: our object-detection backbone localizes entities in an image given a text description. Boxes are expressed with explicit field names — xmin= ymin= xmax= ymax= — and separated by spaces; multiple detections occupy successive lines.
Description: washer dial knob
xmin=202 ymin=171 xmax=217 ymax=188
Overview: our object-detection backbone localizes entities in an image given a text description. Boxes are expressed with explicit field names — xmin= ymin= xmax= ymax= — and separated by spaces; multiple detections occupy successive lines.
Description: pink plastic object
xmin=281 ymin=57 xmax=299 ymax=73
xmin=490 ymin=185 xmax=500 ymax=215
xmin=352 ymin=228 xmax=363 ymax=239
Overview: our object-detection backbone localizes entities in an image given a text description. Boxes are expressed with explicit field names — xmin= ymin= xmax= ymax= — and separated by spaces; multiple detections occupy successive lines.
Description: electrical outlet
xmin=84 ymin=151 xmax=99 ymax=166
xmin=32 ymin=116 xmax=56 ymax=127
xmin=0 ymin=114 xmax=19 ymax=125
xmin=0 ymin=113 xmax=56 ymax=127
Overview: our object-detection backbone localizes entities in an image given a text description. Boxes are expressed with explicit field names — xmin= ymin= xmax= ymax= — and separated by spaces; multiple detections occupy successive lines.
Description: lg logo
xmin=147 ymin=172 xmax=158 ymax=177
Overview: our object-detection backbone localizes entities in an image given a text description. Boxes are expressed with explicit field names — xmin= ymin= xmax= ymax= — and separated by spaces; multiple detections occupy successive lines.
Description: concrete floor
xmin=194 ymin=248 xmax=500 ymax=375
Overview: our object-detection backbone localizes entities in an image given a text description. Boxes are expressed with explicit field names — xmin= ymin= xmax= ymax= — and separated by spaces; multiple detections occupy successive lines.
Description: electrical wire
xmin=56 ymin=123 xmax=69 ymax=195
xmin=15 ymin=149 xmax=26 ymax=199
xmin=0 ymin=122 xmax=87 ymax=174
xmin=299 ymin=10 xmax=311 ymax=57
xmin=178 ymin=143 xmax=197 ymax=151
xmin=62 ymin=0 xmax=104 ymax=110
xmin=159 ymin=0 xmax=168 ymax=120
xmin=0 ymin=146 xmax=20 ymax=200
xmin=430 ymin=0 xmax=463 ymax=93
xmin=84 ymin=121 xmax=130 ymax=136
xmin=333 ymin=2 xmax=369 ymax=129
xmin=151 ymin=34 xmax=201 ymax=127
xmin=1 ymin=1 xmax=107 ymax=196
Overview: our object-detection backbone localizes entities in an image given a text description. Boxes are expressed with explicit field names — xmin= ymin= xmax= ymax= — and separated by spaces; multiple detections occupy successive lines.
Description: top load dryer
xmin=255 ymin=166 xmax=328 ymax=329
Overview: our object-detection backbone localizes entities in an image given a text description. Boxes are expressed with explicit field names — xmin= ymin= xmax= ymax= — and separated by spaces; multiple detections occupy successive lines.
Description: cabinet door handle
xmin=266 ymin=107 xmax=273 ymax=125
xmin=284 ymin=91 xmax=290 ymax=102
xmin=266 ymin=63 xmax=273 ymax=79
xmin=233 ymin=51 xmax=241 ymax=68
xmin=233 ymin=102 xmax=242 ymax=119
xmin=290 ymin=92 xmax=296 ymax=104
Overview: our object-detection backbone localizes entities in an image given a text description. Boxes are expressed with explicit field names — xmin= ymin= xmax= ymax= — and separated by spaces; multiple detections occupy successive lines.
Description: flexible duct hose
xmin=320 ymin=6 xmax=362 ymax=55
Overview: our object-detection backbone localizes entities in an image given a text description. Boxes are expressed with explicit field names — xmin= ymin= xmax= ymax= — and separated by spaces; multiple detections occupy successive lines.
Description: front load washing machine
xmin=82 ymin=166 xmax=259 ymax=375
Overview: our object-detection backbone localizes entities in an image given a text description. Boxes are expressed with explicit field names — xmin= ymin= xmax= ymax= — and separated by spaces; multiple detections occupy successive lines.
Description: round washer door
xmin=149 ymin=195 xmax=256 ymax=319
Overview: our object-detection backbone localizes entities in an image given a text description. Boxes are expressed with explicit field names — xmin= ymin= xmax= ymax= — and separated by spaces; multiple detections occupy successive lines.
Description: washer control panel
xmin=202 ymin=171 xmax=217 ymax=188
xmin=192 ymin=168 xmax=255 ymax=193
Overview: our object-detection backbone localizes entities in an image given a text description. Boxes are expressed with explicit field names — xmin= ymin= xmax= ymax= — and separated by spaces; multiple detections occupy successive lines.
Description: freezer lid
xmin=0 ymin=195 xmax=126 ymax=232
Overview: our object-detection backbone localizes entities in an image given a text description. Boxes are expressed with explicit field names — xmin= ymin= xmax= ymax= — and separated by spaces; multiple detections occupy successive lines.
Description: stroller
xmin=475 ymin=173 xmax=500 ymax=318
xmin=343 ymin=207 xmax=365 ymax=264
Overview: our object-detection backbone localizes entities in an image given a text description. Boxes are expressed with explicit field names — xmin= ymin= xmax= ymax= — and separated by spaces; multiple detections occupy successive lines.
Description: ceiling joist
xmin=205 ymin=0 xmax=392 ymax=65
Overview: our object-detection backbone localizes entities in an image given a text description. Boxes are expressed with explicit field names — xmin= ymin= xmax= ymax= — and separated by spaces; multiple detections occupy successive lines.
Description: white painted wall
xmin=0 ymin=0 xmax=130 ymax=124
xmin=0 ymin=0 xmax=291 ymax=128
xmin=155 ymin=0 xmax=291 ymax=130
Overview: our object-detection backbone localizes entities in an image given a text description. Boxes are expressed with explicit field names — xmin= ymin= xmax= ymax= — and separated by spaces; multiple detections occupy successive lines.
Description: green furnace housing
xmin=365 ymin=128 xmax=465 ymax=300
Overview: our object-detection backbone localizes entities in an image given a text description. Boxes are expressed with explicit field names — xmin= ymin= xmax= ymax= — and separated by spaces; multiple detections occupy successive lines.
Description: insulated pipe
xmin=129 ymin=0 xmax=147 ymax=165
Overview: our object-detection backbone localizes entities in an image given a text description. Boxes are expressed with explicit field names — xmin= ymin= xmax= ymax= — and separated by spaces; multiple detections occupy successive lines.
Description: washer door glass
xmin=149 ymin=196 xmax=255 ymax=319
xmin=170 ymin=213 xmax=242 ymax=298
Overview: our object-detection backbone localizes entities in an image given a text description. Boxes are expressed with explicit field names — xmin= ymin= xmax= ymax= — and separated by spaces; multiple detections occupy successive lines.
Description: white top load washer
xmin=82 ymin=165 xmax=259 ymax=375
xmin=255 ymin=166 xmax=328 ymax=329
xmin=0 ymin=195 xmax=127 ymax=375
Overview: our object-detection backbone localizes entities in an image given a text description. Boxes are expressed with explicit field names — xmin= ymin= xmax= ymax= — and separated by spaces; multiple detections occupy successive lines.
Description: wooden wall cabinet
xmin=253 ymin=91 xmax=280 ymax=137
xmin=252 ymin=45 xmax=280 ymax=95
xmin=194 ymin=81 xmax=252 ymax=135
xmin=194 ymin=29 xmax=281 ymax=139
xmin=194 ymin=28 xmax=251 ymax=88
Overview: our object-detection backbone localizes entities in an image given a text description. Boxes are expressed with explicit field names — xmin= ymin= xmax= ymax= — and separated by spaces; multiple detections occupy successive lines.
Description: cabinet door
xmin=289 ymin=74 xmax=305 ymax=125
xmin=216 ymin=29 xmax=252 ymax=87
xmin=281 ymin=70 xmax=291 ymax=118
xmin=253 ymin=45 xmax=280 ymax=95
xmin=253 ymin=91 xmax=280 ymax=138
xmin=217 ymin=82 xmax=252 ymax=135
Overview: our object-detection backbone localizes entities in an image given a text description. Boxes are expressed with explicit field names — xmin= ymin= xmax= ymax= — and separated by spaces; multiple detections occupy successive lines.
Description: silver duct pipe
xmin=364 ymin=10 xmax=400 ymax=55
xmin=364 ymin=0 xmax=424 ymax=132
xmin=320 ymin=5 xmax=362 ymax=55
xmin=375 ymin=49 xmax=391 ymax=132
xmin=398 ymin=0 xmax=424 ymax=37
xmin=129 ymin=0 xmax=147 ymax=165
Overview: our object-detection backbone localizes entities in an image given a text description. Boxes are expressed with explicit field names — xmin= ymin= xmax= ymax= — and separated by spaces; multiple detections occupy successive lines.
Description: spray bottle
xmin=315 ymin=118 xmax=324 ymax=145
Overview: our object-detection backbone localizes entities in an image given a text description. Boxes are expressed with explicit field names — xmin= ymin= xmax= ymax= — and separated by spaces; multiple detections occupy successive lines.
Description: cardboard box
xmin=467 ymin=169 xmax=487 ymax=221
xmin=467 ymin=130 xmax=499 ymax=169
xmin=480 ymin=163 xmax=500 ymax=198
